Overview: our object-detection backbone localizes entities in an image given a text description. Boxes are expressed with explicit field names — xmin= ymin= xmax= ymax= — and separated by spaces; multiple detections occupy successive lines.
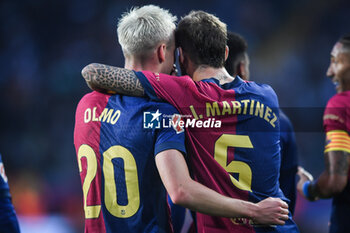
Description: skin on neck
xmin=124 ymin=53 xmax=160 ymax=73
xmin=124 ymin=46 xmax=165 ymax=73
xmin=192 ymin=65 xmax=234 ymax=85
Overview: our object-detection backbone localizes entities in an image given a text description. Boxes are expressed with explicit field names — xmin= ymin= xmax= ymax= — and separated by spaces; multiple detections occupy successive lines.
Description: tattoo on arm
xmin=309 ymin=151 xmax=350 ymax=199
xmin=81 ymin=63 xmax=145 ymax=97
xmin=326 ymin=151 xmax=350 ymax=176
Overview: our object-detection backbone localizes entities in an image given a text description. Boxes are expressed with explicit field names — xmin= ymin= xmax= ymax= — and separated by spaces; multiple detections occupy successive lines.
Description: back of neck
xmin=124 ymin=55 xmax=159 ymax=73
xmin=192 ymin=66 xmax=234 ymax=85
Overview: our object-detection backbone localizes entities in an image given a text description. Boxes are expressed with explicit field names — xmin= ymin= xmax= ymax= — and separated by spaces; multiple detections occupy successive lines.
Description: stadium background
xmin=0 ymin=0 xmax=349 ymax=232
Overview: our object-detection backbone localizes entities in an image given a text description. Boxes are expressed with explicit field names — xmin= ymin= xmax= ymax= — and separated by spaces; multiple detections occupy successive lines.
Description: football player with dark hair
xmin=298 ymin=34 xmax=350 ymax=233
xmin=224 ymin=31 xmax=299 ymax=215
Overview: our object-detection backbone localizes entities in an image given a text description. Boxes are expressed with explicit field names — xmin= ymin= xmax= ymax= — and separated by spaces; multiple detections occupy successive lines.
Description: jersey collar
xmin=200 ymin=75 xmax=244 ymax=90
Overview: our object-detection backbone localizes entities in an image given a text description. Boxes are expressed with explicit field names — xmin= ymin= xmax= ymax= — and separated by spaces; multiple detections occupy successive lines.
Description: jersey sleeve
xmin=279 ymin=111 xmax=298 ymax=170
xmin=153 ymin=103 xmax=187 ymax=156
xmin=278 ymin=111 xmax=298 ymax=215
xmin=134 ymin=71 xmax=193 ymax=107
xmin=323 ymin=95 xmax=347 ymax=132
xmin=323 ymin=95 xmax=350 ymax=153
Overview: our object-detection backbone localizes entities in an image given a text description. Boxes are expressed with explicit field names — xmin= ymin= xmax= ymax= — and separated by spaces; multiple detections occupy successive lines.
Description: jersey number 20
xmin=77 ymin=144 xmax=140 ymax=219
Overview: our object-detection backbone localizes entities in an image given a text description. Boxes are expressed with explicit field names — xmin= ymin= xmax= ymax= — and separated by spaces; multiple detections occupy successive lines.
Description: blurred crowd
xmin=0 ymin=0 xmax=349 ymax=232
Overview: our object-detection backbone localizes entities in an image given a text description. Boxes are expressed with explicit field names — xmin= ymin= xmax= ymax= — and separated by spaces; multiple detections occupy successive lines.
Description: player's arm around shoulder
xmin=81 ymin=63 xmax=145 ymax=96
xmin=155 ymin=149 xmax=289 ymax=225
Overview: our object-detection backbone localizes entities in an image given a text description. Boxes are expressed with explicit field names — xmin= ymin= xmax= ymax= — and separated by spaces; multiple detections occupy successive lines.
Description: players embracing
xmin=74 ymin=5 xmax=290 ymax=233
xmin=81 ymin=7 xmax=299 ymax=233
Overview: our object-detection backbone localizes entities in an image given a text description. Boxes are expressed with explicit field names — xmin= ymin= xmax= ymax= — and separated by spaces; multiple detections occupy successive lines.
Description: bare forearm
xmin=81 ymin=63 xmax=145 ymax=96
xmin=174 ymin=180 xmax=288 ymax=225
xmin=156 ymin=150 xmax=287 ymax=225
xmin=307 ymin=151 xmax=349 ymax=200
xmin=175 ymin=180 xmax=255 ymax=218
xmin=309 ymin=172 xmax=343 ymax=199
xmin=155 ymin=150 xmax=254 ymax=218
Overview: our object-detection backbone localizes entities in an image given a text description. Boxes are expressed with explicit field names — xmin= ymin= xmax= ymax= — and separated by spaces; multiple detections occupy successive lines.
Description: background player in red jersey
xmin=81 ymin=9 xmax=299 ymax=233
xmin=225 ymin=31 xmax=299 ymax=216
xmin=297 ymin=34 xmax=350 ymax=233
xmin=75 ymin=5 xmax=289 ymax=233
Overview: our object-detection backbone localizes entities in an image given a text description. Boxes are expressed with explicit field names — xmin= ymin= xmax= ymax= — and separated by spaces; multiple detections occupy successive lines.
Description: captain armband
xmin=324 ymin=130 xmax=350 ymax=154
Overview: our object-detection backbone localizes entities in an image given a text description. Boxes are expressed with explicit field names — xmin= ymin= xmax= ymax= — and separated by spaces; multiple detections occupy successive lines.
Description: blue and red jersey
xmin=279 ymin=110 xmax=298 ymax=215
xmin=74 ymin=91 xmax=186 ymax=233
xmin=323 ymin=90 xmax=350 ymax=233
xmin=168 ymin=196 xmax=195 ymax=233
xmin=0 ymin=153 xmax=20 ymax=233
xmin=135 ymin=71 xmax=299 ymax=233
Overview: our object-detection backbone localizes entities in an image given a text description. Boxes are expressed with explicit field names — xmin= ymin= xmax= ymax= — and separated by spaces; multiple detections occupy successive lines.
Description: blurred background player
xmin=225 ymin=31 xmax=299 ymax=215
xmin=0 ymin=153 xmax=20 ymax=233
xmin=297 ymin=34 xmax=350 ymax=233
xmin=82 ymin=10 xmax=298 ymax=233
xmin=74 ymin=5 xmax=290 ymax=233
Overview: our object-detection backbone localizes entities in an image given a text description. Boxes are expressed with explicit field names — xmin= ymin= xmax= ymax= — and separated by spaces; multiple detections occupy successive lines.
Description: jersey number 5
xmin=77 ymin=144 xmax=140 ymax=219
xmin=214 ymin=134 xmax=253 ymax=191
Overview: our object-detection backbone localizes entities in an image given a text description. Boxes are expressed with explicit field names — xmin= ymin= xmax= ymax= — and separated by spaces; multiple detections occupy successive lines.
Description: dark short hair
xmin=339 ymin=34 xmax=350 ymax=51
xmin=175 ymin=11 xmax=227 ymax=68
xmin=225 ymin=31 xmax=248 ymax=76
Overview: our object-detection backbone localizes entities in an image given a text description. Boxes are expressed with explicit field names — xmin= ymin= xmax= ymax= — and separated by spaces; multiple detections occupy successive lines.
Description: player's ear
xmin=178 ymin=47 xmax=184 ymax=64
xmin=178 ymin=47 xmax=189 ymax=70
xmin=238 ymin=62 xmax=247 ymax=80
xmin=225 ymin=45 xmax=229 ymax=61
xmin=157 ymin=43 xmax=166 ymax=63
